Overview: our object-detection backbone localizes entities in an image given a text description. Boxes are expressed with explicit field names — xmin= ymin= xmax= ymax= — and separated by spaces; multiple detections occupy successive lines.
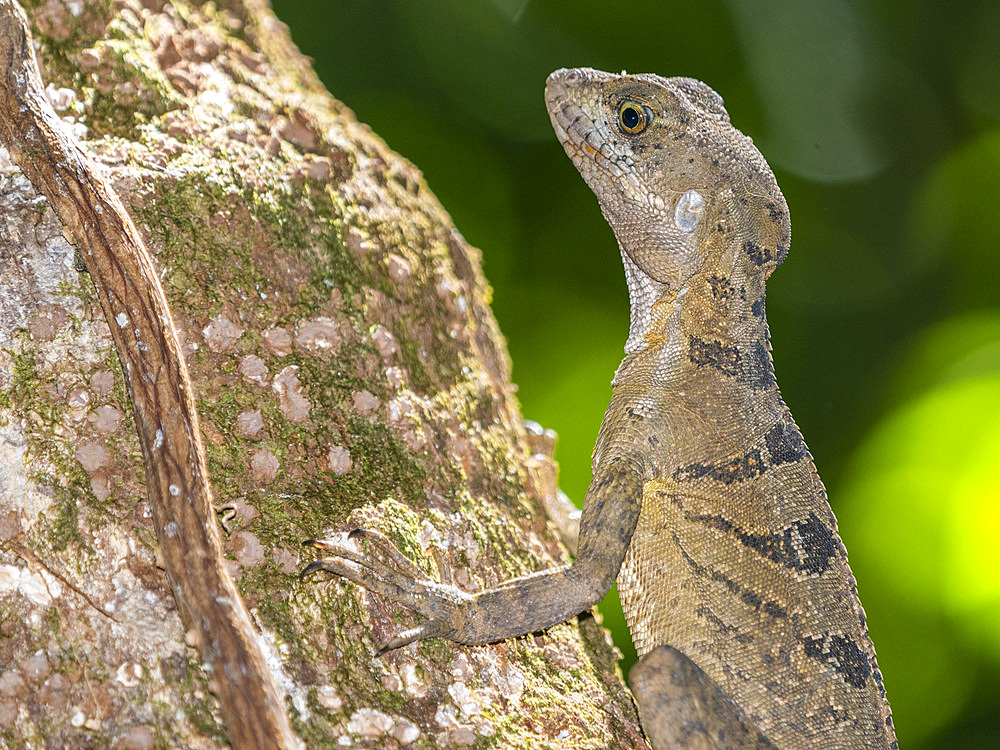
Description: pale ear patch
xmin=674 ymin=189 xmax=706 ymax=232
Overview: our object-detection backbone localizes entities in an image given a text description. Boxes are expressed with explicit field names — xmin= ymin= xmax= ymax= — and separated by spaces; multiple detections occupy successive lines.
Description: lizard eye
xmin=617 ymin=101 xmax=651 ymax=134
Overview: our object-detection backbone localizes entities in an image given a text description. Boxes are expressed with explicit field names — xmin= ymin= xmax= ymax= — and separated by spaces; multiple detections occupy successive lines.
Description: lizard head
xmin=545 ymin=68 xmax=790 ymax=294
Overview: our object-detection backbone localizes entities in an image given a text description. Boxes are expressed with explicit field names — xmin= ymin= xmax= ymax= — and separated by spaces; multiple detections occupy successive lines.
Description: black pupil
xmin=622 ymin=106 xmax=641 ymax=130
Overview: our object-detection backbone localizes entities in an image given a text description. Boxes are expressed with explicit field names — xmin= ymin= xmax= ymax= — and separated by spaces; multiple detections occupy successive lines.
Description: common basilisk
xmin=303 ymin=68 xmax=896 ymax=750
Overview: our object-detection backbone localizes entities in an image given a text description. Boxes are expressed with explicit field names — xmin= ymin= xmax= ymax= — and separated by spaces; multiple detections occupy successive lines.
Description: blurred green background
xmin=270 ymin=1 xmax=1000 ymax=746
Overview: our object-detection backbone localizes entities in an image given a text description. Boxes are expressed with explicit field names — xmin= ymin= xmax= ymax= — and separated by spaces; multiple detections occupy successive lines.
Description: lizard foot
xmin=301 ymin=529 xmax=474 ymax=653
xmin=522 ymin=419 xmax=557 ymax=458
xmin=523 ymin=419 xmax=581 ymax=554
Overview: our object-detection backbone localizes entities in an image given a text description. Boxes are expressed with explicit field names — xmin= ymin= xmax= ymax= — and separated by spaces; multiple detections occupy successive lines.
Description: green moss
xmin=281 ymin=414 xmax=430 ymax=534
xmin=43 ymin=606 xmax=61 ymax=635
xmin=417 ymin=637 xmax=453 ymax=665
xmin=266 ymin=184 xmax=381 ymax=317
xmin=198 ymin=384 xmax=258 ymax=468
xmin=183 ymin=699 xmax=229 ymax=745
xmin=151 ymin=699 xmax=181 ymax=748
xmin=133 ymin=164 xmax=379 ymax=340
xmin=392 ymin=317 xmax=431 ymax=394
xmin=24 ymin=0 xmax=184 ymax=140
xmin=251 ymin=182 xmax=313 ymax=256
xmin=288 ymin=687 xmax=348 ymax=750
xmin=274 ymin=578 xmax=412 ymax=749
xmin=473 ymin=732 xmax=503 ymax=749
xmin=454 ymin=496 xmax=537 ymax=581
xmin=86 ymin=37 xmax=185 ymax=138
xmin=135 ymin=171 xmax=273 ymax=311
xmin=55 ymin=276 xmax=95 ymax=327
xmin=290 ymin=343 xmax=382 ymax=412
xmin=22 ymin=0 xmax=118 ymax=87
xmin=374 ymin=688 xmax=406 ymax=712
xmin=163 ymin=653 xmax=229 ymax=745
xmin=0 ymin=342 xmax=93 ymax=553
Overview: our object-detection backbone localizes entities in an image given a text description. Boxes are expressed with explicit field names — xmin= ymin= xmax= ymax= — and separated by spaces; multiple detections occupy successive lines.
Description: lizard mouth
xmin=546 ymin=68 xmax=631 ymax=183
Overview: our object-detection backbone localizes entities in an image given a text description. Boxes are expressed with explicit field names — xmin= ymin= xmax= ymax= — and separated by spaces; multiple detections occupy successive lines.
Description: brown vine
xmin=0 ymin=2 xmax=296 ymax=747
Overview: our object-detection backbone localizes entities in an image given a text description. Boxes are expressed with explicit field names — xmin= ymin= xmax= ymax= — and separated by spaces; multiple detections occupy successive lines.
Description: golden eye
xmin=618 ymin=100 xmax=651 ymax=134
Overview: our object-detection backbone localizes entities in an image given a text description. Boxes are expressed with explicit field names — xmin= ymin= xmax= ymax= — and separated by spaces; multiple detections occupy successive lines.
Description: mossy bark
xmin=0 ymin=1 xmax=646 ymax=747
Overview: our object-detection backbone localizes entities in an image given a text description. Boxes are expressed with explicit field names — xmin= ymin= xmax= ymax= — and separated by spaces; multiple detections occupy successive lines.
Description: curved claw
xmin=299 ymin=529 xmax=473 ymax=638
xmin=303 ymin=530 xmax=428 ymax=580
xmin=300 ymin=538 xmax=334 ymax=580
xmin=375 ymin=621 xmax=449 ymax=656
xmin=299 ymin=559 xmax=328 ymax=581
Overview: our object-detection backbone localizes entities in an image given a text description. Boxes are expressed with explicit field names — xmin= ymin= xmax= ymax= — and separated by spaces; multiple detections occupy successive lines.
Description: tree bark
xmin=0 ymin=1 xmax=645 ymax=747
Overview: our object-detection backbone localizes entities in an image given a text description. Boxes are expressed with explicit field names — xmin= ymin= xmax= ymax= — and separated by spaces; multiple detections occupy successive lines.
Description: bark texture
xmin=0 ymin=1 xmax=645 ymax=747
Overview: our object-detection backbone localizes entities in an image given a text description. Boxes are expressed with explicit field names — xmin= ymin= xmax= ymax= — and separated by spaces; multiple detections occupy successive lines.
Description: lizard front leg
xmin=302 ymin=458 xmax=641 ymax=650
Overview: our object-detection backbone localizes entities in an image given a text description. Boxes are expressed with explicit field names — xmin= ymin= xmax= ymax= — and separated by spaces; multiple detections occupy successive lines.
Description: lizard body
xmin=304 ymin=68 xmax=896 ymax=749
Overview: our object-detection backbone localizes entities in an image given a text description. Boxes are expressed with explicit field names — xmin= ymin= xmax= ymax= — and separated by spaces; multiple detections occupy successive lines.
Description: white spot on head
xmin=165 ymin=521 xmax=179 ymax=537
xmin=168 ymin=484 xmax=180 ymax=496
xmin=115 ymin=312 xmax=128 ymax=327
xmin=674 ymin=188 xmax=706 ymax=232
xmin=153 ymin=429 xmax=163 ymax=450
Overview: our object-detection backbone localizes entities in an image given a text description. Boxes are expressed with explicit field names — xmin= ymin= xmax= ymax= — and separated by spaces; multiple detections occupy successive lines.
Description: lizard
xmin=302 ymin=67 xmax=897 ymax=750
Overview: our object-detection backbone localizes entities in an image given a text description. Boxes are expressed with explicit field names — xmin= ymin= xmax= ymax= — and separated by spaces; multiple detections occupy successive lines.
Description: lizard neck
xmin=621 ymin=249 xmax=670 ymax=356
xmin=612 ymin=247 xmax=776 ymax=420
xmin=616 ymin=245 xmax=771 ymax=388
xmin=600 ymin=255 xmax=777 ymax=477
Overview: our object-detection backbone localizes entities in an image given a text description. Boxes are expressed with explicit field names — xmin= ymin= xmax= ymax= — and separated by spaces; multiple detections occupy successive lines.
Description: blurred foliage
xmin=271 ymin=1 xmax=1000 ymax=746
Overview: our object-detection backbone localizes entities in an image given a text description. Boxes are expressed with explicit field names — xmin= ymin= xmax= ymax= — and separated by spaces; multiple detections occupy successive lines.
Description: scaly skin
xmin=303 ymin=68 xmax=896 ymax=750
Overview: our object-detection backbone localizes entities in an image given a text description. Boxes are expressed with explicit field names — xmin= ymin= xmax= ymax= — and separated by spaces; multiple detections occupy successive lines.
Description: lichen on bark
xmin=0 ymin=1 xmax=646 ymax=747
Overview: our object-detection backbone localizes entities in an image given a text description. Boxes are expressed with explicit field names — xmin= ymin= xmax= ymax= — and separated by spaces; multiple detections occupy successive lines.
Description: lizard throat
xmin=621 ymin=250 xmax=675 ymax=355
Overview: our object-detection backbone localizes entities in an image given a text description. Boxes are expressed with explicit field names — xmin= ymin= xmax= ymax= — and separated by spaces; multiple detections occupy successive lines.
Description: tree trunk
xmin=0 ymin=1 xmax=645 ymax=747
